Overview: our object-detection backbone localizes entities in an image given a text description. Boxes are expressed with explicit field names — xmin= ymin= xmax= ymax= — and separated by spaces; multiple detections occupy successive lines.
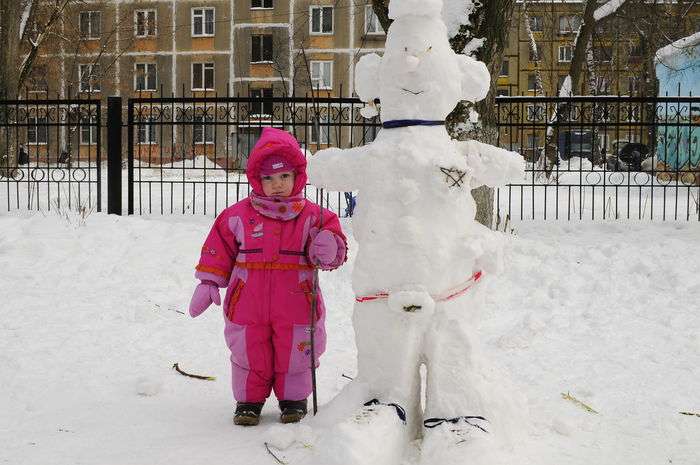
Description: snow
xmin=655 ymin=31 xmax=700 ymax=64
xmin=593 ymin=0 xmax=626 ymax=22
xmin=1 ymin=212 xmax=699 ymax=464
xmin=441 ymin=0 xmax=474 ymax=38
xmin=20 ymin=1 xmax=33 ymax=39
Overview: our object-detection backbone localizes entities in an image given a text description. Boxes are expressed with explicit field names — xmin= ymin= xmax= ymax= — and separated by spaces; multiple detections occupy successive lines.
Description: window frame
xmin=251 ymin=0 xmax=273 ymax=9
xmin=191 ymin=62 xmax=215 ymax=91
xmin=135 ymin=9 xmax=157 ymax=38
xmin=192 ymin=7 xmax=215 ymax=37
xmin=309 ymin=114 xmax=330 ymax=145
xmin=79 ymin=11 xmax=101 ymax=39
xmin=79 ymin=64 xmax=101 ymax=93
xmin=80 ymin=116 xmax=98 ymax=145
xmin=364 ymin=5 xmax=384 ymax=35
xmin=499 ymin=60 xmax=509 ymax=77
xmin=527 ymin=74 xmax=540 ymax=92
xmin=134 ymin=63 xmax=158 ymax=92
xmin=309 ymin=60 xmax=333 ymax=90
xmin=193 ymin=114 xmax=215 ymax=144
xmin=529 ymin=15 xmax=543 ymax=32
xmin=558 ymin=15 xmax=581 ymax=35
xmin=249 ymin=88 xmax=274 ymax=116
xmin=558 ymin=45 xmax=572 ymax=63
xmin=137 ymin=117 xmax=157 ymax=145
xmin=251 ymin=34 xmax=274 ymax=63
xmin=309 ymin=6 xmax=334 ymax=35
xmin=27 ymin=116 xmax=48 ymax=145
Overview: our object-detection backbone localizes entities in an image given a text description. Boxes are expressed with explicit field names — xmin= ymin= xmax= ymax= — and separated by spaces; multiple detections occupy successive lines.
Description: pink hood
xmin=247 ymin=128 xmax=307 ymax=196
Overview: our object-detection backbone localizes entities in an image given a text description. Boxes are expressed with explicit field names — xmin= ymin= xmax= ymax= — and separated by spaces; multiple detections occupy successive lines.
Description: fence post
xmin=107 ymin=96 xmax=122 ymax=215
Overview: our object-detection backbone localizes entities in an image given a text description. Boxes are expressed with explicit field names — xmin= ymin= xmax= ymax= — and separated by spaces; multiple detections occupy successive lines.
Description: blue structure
xmin=655 ymin=34 xmax=700 ymax=170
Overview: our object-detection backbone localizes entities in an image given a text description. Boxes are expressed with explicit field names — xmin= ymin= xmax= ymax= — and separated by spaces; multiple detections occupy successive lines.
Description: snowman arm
xmin=456 ymin=140 xmax=525 ymax=187
xmin=307 ymin=145 xmax=370 ymax=192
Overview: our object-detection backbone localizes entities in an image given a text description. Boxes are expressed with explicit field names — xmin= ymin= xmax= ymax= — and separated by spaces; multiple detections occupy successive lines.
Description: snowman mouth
xmin=401 ymin=88 xmax=424 ymax=95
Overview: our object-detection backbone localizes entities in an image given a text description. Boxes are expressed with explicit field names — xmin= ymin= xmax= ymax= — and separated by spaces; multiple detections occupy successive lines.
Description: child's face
xmin=261 ymin=170 xmax=295 ymax=197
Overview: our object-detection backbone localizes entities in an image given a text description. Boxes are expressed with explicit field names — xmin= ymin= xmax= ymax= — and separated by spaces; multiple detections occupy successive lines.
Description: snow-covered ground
xmin=1 ymin=210 xmax=698 ymax=465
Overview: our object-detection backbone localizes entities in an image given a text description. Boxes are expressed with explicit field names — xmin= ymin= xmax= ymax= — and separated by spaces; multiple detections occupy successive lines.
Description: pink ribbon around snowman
xmin=355 ymin=271 xmax=483 ymax=304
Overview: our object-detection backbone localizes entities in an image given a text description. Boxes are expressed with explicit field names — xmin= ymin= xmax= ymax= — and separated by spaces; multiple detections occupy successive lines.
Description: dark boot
xmin=234 ymin=402 xmax=264 ymax=426
xmin=279 ymin=399 xmax=307 ymax=424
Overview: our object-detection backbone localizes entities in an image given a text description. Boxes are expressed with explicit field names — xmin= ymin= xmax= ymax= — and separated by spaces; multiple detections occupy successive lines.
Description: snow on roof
xmin=655 ymin=31 xmax=700 ymax=66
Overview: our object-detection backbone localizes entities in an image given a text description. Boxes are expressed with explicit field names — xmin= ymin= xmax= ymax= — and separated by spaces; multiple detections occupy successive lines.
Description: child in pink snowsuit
xmin=189 ymin=127 xmax=347 ymax=426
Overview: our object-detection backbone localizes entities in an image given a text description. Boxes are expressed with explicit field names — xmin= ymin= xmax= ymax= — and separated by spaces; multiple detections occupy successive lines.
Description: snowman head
xmin=355 ymin=0 xmax=490 ymax=122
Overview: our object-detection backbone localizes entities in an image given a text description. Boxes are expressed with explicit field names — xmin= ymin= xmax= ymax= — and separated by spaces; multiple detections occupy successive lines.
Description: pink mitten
xmin=189 ymin=280 xmax=221 ymax=318
xmin=309 ymin=230 xmax=339 ymax=267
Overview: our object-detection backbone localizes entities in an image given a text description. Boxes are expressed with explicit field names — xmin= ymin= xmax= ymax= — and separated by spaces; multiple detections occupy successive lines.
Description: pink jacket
xmin=194 ymin=127 xmax=347 ymax=403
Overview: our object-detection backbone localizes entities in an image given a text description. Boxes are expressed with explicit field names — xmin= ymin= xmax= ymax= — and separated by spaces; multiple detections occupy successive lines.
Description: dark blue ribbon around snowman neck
xmin=381 ymin=119 xmax=445 ymax=129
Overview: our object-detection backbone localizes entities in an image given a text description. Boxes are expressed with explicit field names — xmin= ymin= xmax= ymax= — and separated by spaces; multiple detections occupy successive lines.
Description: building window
xmin=310 ymin=115 xmax=329 ymax=145
xmin=594 ymin=46 xmax=613 ymax=63
xmin=499 ymin=60 xmax=509 ymax=77
xmin=192 ymin=8 xmax=215 ymax=37
xmin=628 ymin=76 xmax=640 ymax=94
xmin=251 ymin=35 xmax=273 ymax=63
xmin=79 ymin=11 xmax=101 ymax=39
xmin=527 ymin=74 xmax=540 ymax=92
xmin=527 ymin=134 xmax=540 ymax=148
xmin=137 ymin=117 xmax=157 ymax=144
xmin=558 ymin=45 xmax=572 ymax=62
xmin=194 ymin=115 xmax=215 ymax=144
xmin=250 ymin=88 xmax=273 ymax=116
xmin=192 ymin=63 xmax=215 ymax=90
xmin=529 ymin=15 xmax=543 ymax=32
xmin=135 ymin=63 xmax=157 ymax=91
xmin=558 ymin=15 xmax=581 ymax=34
xmin=529 ymin=42 xmax=540 ymax=61
xmin=310 ymin=61 xmax=332 ymax=89
xmin=27 ymin=116 xmax=48 ymax=145
xmin=251 ymin=0 xmax=273 ymax=8
xmin=310 ymin=6 xmax=333 ymax=34
xmin=28 ymin=66 xmax=49 ymax=93
xmin=496 ymin=88 xmax=510 ymax=96
xmin=80 ymin=116 xmax=98 ymax=145
xmin=630 ymin=42 xmax=643 ymax=57
xmin=558 ymin=75 xmax=569 ymax=93
xmin=135 ymin=10 xmax=157 ymax=37
xmin=79 ymin=64 xmax=101 ymax=92
xmin=526 ymin=104 xmax=545 ymax=121
xmin=595 ymin=76 xmax=610 ymax=94
xmin=365 ymin=5 xmax=384 ymax=34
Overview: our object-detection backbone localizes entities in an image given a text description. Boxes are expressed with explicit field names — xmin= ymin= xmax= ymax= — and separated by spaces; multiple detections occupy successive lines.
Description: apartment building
xmin=498 ymin=1 xmax=700 ymax=97
xmin=494 ymin=1 xmax=700 ymax=157
xmin=23 ymin=0 xmax=387 ymax=164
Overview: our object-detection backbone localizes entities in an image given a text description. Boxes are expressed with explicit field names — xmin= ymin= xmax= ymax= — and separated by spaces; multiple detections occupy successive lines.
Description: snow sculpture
xmin=306 ymin=0 xmax=525 ymax=463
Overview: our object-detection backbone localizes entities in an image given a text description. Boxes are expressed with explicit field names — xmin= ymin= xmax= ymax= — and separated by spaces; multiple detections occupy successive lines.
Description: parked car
xmin=606 ymin=141 xmax=651 ymax=171
xmin=557 ymin=130 xmax=603 ymax=164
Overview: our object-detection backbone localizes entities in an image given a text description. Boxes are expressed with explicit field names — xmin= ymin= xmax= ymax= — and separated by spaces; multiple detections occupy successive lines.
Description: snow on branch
xmin=593 ymin=0 xmax=626 ymax=22
xmin=20 ymin=0 xmax=34 ymax=40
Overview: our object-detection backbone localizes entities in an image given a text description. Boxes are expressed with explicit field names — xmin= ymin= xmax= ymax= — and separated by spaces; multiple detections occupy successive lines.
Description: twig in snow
xmin=679 ymin=411 xmax=700 ymax=418
xmin=172 ymin=363 xmax=216 ymax=381
xmin=561 ymin=392 xmax=599 ymax=414
xmin=341 ymin=373 xmax=354 ymax=380
xmin=264 ymin=442 xmax=287 ymax=465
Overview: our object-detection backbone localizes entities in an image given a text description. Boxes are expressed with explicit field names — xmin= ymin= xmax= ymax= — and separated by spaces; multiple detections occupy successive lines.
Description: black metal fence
xmin=0 ymin=97 xmax=102 ymax=213
xmin=2 ymin=93 xmax=698 ymax=222
xmin=123 ymin=94 xmax=379 ymax=216
xmin=496 ymin=95 xmax=700 ymax=221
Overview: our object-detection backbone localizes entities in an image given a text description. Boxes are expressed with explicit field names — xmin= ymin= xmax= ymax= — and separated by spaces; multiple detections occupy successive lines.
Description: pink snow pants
xmin=223 ymin=266 xmax=326 ymax=403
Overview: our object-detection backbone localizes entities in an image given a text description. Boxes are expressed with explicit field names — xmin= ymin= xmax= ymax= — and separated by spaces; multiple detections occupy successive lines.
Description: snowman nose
xmin=405 ymin=55 xmax=420 ymax=71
